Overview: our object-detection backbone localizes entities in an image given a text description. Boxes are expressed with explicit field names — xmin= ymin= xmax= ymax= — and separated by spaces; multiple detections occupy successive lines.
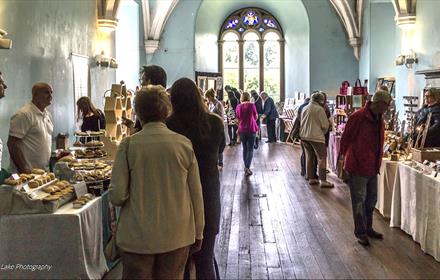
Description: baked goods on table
xmin=73 ymin=140 xmax=83 ymax=147
xmin=85 ymin=140 xmax=104 ymax=147
xmin=75 ymin=148 xmax=107 ymax=159
xmin=73 ymin=194 xmax=94 ymax=209
xmin=75 ymin=131 xmax=104 ymax=137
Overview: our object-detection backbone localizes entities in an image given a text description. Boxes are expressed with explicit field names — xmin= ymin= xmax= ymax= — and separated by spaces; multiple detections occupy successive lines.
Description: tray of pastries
xmin=75 ymin=131 xmax=105 ymax=137
xmin=74 ymin=169 xmax=111 ymax=183
xmin=68 ymin=159 xmax=112 ymax=171
xmin=3 ymin=170 xmax=57 ymax=191
xmin=75 ymin=148 xmax=107 ymax=159
xmin=72 ymin=139 xmax=105 ymax=148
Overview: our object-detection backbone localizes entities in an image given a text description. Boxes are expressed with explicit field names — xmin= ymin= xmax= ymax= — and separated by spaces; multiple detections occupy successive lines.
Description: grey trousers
xmin=347 ymin=172 xmax=378 ymax=237
xmin=302 ymin=140 xmax=327 ymax=180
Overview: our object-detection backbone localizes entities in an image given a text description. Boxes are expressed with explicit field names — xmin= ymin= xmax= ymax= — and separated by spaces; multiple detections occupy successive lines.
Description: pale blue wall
xmin=0 ymin=0 xmax=115 ymax=167
xmin=116 ymin=0 xmax=140 ymax=91
xmin=359 ymin=1 xmax=396 ymax=94
xmin=146 ymin=0 xmax=202 ymax=87
xmin=302 ymin=0 xmax=358 ymax=97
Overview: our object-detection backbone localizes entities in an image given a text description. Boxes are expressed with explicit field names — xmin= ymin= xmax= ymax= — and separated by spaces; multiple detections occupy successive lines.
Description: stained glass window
xmin=226 ymin=18 xmax=239 ymax=29
xmin=263 ymin=18 xmax=277 ymax=28
xmin=243 ymin=11 xmax=259 ymax=26
xmin=220 ymin=8 xmax=284 ymax=101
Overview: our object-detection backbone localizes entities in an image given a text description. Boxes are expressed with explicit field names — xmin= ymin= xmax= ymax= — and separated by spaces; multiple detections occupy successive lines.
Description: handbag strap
xmin=355 ymin=79 xmax=362 ymax=87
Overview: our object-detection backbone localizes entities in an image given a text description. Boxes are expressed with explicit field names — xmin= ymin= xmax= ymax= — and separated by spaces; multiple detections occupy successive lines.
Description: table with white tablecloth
xmin=390 ymin=162 xmax=440 ymax=262
xmin=376 ymin=159 xmax=399 ymax=218
xmin=0 ymin=197 xmax=108 ymax=279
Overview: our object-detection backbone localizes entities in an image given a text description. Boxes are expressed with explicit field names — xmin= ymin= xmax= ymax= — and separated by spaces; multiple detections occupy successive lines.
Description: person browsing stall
xmin=340 ymin=90 xmax=392 ymax=246
xmin=167 ymin=78 xmax=225 ymax=279
xmin=260 ymin=91 xmax=279 ymax=143
xmin=205 ymin=88 xmax=226 ymax=170
xmin=110 ymin=85 xmax=204 ymax=279
xmin=7 ymin=82 xmax=54 ymax=174
xmin=131 ymin=65 xmax=167 ymax=133
xmin=236 ymin=91 xmax=259 ymax=176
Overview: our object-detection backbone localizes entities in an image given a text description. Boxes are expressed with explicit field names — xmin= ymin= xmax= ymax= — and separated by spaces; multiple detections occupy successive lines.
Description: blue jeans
xmin=348 ymin=173 xmax=378 ymax=237
xmin=240 ymin=132 xmax=256 ymax=169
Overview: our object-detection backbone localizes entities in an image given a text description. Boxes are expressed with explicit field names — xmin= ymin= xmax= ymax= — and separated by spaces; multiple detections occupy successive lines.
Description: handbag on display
xmin=353 ymin=79 xmax=368 ymax=95
xmin=339 ymin=81 xmax=350 ymax=95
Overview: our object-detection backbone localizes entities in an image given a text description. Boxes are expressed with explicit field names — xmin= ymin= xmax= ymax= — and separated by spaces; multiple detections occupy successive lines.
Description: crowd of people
xmin=3 ymin=63 xmax=440 ymax=277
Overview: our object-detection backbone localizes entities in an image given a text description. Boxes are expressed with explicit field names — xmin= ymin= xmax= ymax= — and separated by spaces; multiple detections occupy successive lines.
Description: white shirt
xmin=9 ymin=103 xmax=53 ymax=172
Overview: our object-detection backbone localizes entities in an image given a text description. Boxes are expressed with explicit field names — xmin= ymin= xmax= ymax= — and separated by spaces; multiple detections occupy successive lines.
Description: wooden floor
xmin=215 ymin=141 xmax=440 ymax=279
xmin=105 ymin=141 xmax=440 ymax=279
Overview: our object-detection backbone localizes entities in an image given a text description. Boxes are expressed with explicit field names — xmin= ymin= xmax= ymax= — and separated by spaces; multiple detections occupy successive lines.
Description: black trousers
xmin=227 ymin=125 xmax=238 ymax=144
xmin=266 ymin=119 xmax=276 ymax=142
xmin=192 ymin=231 xmax=217 ymax=279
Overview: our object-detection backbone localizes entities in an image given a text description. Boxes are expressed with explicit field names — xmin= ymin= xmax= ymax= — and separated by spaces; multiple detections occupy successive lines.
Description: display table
xmin=0 ymin=197 xmax=108 ymax=279
xmin=390 ymin=162 xmax=440 ymax=262
xmin=327 ymin=132 xmax=341 ymax=172
xmin=376 ymin=159 xmax=399 ymax=218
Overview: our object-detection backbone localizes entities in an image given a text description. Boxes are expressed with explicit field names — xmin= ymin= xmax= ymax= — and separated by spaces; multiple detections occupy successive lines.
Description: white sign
xmin=74 ymin=182 xmax=88 ymax=198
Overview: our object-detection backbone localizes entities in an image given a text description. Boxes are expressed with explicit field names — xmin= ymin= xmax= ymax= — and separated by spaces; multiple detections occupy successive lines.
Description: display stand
xmin=104 ymin=83 xmax=133 ymax=143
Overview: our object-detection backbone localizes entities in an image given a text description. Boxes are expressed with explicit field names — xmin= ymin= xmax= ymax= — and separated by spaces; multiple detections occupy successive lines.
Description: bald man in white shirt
xmin=7 ymin=82 xmax=54 ymax=173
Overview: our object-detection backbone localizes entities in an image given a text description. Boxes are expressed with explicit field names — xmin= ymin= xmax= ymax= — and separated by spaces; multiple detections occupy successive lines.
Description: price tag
xmin=22 ymin=184 xmax=31 ymax=193
xmin=12 ymin=173 xmax=20 ymax=180
xmin=74 ymin=182 xmax=88 ymax=198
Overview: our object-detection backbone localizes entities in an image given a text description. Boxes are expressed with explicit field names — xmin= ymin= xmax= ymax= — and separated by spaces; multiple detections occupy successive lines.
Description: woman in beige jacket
xmin=109 ymin=85 xmax=205 ymax=279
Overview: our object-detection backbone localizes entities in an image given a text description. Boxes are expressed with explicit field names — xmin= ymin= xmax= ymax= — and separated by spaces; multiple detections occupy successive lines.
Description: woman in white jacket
xmin=299 ymin=92 xmax=334 ymax=188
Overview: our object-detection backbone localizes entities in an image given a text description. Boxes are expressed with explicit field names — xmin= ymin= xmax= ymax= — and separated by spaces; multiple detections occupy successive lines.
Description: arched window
xmin=219 ymin=8 xmax=285 ymax=102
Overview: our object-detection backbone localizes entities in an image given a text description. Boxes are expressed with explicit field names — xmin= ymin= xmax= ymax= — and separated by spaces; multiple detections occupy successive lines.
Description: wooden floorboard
xmin=217 ymin=141 xmax=440 ymax=279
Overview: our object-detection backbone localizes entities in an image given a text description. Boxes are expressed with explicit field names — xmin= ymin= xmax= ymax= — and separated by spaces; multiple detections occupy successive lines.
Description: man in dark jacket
xmin=261 ymin=91 xmax=279 ymax=143
xmin=132 ymin=65 xmax=167 ymax=132
xmin=414 ymin=88 xmax=440 ymax=147
xmin=340 ymin=90 xmax=392 ymax=246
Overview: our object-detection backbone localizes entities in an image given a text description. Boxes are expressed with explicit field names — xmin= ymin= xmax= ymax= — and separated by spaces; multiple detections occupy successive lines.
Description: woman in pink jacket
xmin=235 ymin=92 xmax=259 ymax=176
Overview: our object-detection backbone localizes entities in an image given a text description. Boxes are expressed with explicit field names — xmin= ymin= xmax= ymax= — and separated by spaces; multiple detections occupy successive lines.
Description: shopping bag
xmin=353 ymin=79 xmax=367 ymax=95
xmin=104 ymin=235 xmax=120 ymax=261
xmin=336 ymin=154 xmax=348 ymax=182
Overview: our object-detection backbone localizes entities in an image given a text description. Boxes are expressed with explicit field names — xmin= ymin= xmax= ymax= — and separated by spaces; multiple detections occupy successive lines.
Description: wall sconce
xmin=96 ymin=51 xmax=118 ymax=68
xmin=0 ymin=28 xmax=12 ymax=49
xmin=395 ymin=53 xmax=418 ymax=69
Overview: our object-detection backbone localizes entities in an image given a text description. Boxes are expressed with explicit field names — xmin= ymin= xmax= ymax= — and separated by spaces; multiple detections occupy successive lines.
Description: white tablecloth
xmin=0 ymin=197 xmax=108 ymax=279
xmin=390 ymin=162 xmax=440 ymax=262
xmin=376 ymin=159 xmax=399 ymax=218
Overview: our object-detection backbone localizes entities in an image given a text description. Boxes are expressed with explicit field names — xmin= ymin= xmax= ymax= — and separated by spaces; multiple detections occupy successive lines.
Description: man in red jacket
xmin=340 ymin=90 xmax=392 ymax=246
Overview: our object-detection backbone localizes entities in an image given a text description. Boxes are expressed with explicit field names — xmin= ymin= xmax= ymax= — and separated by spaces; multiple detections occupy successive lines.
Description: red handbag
xmin=339 ymin=81 xmax=350 ymax=95
xmin=353 ymin=79 xmax=367 ymax=95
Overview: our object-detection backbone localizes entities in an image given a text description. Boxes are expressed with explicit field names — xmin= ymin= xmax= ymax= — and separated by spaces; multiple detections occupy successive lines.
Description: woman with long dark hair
xmin=166 ymin=78 xmax=225 ymax=279
xmin=76 ymin=96 xmax=105 ymax=131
